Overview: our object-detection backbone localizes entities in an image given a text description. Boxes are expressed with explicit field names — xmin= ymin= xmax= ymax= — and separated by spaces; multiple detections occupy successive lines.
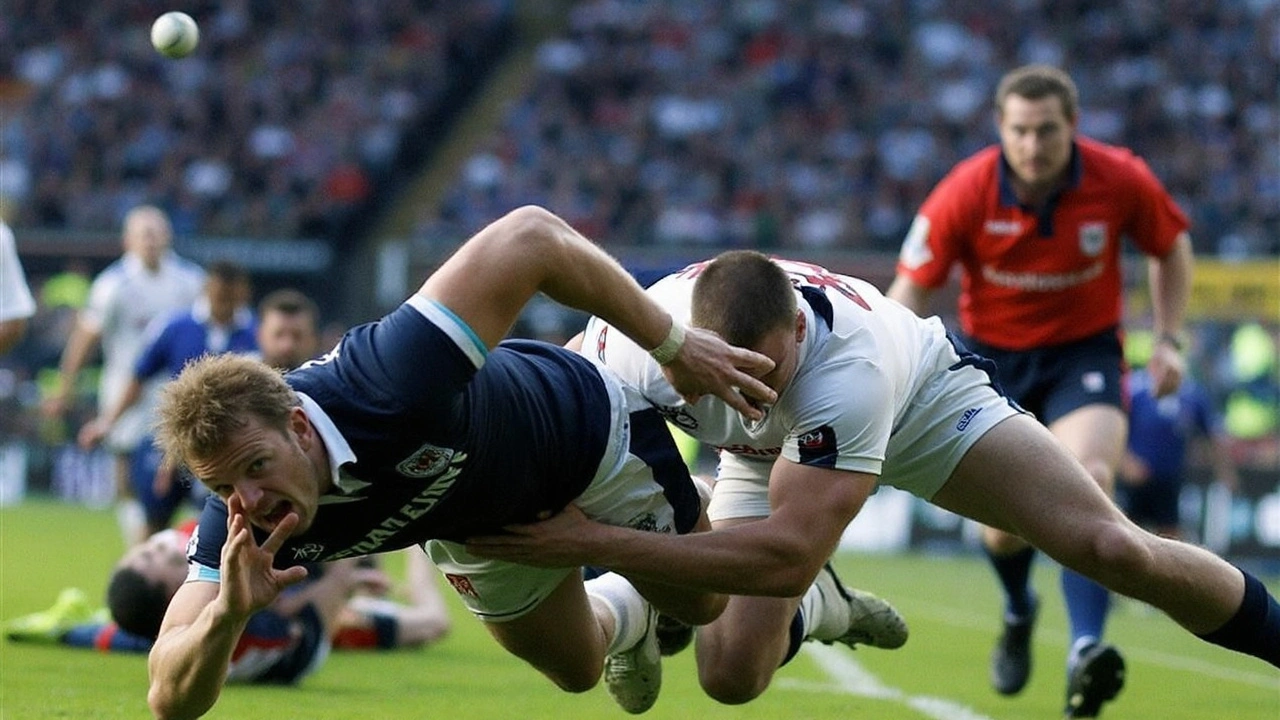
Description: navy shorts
xmin=963 ymin=328 xmax=1126 ymax=425
xmin=130 ymin=435 xmax=193 ymax=529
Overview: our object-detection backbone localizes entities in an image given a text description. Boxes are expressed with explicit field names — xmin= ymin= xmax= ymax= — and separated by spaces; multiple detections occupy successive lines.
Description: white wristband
xmin=649 ymin=321 xmax=686 ymax=366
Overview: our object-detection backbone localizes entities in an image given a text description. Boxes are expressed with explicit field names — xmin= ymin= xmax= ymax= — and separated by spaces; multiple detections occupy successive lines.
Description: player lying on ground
xmin=6 ymin=527 xmax=449 ymax=684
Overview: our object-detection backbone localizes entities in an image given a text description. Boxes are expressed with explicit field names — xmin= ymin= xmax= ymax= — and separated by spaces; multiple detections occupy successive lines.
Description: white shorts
xmin=708 ymin=341 xmax=1023 ymax=523
xmin=424 ymin=375 xmax=690 ymax=621
xmin=101 ymin=379 xmax=163 ymax=453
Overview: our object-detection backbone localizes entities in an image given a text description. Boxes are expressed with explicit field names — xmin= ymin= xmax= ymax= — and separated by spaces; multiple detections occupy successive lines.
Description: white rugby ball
xmin=151 ymin=11 xmax=199 ymax=59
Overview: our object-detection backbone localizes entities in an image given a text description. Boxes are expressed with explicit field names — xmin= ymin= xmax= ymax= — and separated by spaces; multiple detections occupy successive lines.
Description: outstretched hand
xmin=663 ymin=326 xmax=776 ymax=421
xmin=468 ymin=504 xmax=613 ymax=568
xmin=221 ymin=496 xmax=309 ymax=618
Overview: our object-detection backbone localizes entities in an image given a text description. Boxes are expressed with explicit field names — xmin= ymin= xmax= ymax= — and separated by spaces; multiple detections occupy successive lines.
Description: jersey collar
xmin=997 ymin=141 xmax=1083 ymax=236
xmin=297 ymin=392 xmax=359 ymax=494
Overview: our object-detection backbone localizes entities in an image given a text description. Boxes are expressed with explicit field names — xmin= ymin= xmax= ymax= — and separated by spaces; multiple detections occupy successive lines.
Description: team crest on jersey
xmin=1078 ymin=222 xmax=1107 ymax=256
xmin=596 ymin=325 xmax=609 ymax=362
xmin=396 ymin=443 xmax=456 ymax=478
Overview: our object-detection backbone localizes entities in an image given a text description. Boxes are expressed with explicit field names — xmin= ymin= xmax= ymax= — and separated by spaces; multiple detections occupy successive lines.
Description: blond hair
xmin=154 ymin=353 xmax=299 ymax=468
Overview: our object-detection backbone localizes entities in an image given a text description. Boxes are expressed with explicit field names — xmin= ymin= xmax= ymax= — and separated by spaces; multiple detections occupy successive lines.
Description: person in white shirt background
xmin=41 ymin=205 xmax=206 ymax=547
xmin=0 ymin=220 xmax=38 ymax=355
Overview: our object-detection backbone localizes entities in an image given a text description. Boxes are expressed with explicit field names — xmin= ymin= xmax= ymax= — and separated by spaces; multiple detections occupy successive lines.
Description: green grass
xmin=2 ymin=499 xmax=1277 ymax=719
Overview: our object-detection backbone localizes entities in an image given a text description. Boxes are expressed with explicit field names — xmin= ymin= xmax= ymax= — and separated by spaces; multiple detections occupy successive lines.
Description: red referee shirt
xmin=896 ymin=137 xmax=1188 ymax=350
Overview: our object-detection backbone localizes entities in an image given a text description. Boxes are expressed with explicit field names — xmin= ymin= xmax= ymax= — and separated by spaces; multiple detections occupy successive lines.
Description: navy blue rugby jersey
xmin=190 ymin=297 xmax=615 ymax=569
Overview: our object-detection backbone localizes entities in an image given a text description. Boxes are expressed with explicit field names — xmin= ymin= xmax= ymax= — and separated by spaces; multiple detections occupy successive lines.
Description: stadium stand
xmin=1 ymin=0 xmax=512 ymax=245
xmin=419 ymin=0 xmax=1278 ymax=257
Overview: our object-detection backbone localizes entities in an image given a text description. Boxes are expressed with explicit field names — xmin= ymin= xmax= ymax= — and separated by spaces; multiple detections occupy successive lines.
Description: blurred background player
xmin=76 ymin=261 xmax=256 ymax=451
xmin=76 ymin=261 xmax=255 ymax=537
xmin=0 ymin=220 xmax=37 ymax=355
xmin=42 ymin=206 xmax=205 ymax=547
xmin=5 ymin=524 xmax=451 ymax=685
xmin=79 ymin=279 xmax=322 ymax=537
xmin=887 ymin=65 xmax=1194 ymax=718
xmin=252 ymin=289 xmax=323 ymax=371
xmin=1118 ymin=331 xmax=1238 ymax=540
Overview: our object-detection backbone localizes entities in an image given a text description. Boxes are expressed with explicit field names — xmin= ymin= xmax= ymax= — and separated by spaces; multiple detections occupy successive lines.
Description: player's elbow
xmin=491 ymin=205 xmax=582 ymax=264
xmin=493 ymin=205 xmax=564 ymax=247
xmin=760 ymin=547 xmax=827 ymax=597
xmin=148 ymin=684 xmax=216 ymax=720
xmin=148 ymin=685 xmax=195 ymax=720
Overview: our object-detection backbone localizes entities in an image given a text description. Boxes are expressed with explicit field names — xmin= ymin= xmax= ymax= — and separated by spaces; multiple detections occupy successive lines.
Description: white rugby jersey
xmin=81 ymin=251 xmax=204 ymax=411
xmin=583 ymin=258 xmax=959 ymax=486
xmin=0 ymin=223 xmax=36 ymax=323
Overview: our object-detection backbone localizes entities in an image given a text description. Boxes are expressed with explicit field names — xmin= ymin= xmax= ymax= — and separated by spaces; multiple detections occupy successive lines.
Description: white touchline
xmin=777 ymin=644 xmax=998 ymax=720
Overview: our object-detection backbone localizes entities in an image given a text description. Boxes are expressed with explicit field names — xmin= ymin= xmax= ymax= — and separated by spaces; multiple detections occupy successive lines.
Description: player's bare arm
xmin=884 ymin=275 xmax=934 ymax=315
xmin=1146 ymin=231 xmax=1193 ymax=398
xmin=42 ymin=321 xmax=102 ymax=417
xmin=147 ymin=501 xmax=307 ymax=720
xmin=417 ymin=205 xmax=776 ymax=419
xmin=77 ymin=377 xmax=145 ymax=449
xmin=469 ymin=462 xmax=875 ymax=598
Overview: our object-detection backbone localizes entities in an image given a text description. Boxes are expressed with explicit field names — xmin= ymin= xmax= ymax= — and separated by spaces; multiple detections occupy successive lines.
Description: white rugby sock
xmin=800 ymin=576 xmax=848 ymax=641
xmin=585 ymin=571 xmax=649 ymax=656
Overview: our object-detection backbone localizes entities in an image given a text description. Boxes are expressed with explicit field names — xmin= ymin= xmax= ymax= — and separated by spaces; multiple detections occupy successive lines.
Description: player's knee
xmin=695 ymin=634 xmax=774 ymax=704
xmin=544 ymin=663 xmax=602 ymax=694
xmin=698 ymin=662 xmax=769 ymax=705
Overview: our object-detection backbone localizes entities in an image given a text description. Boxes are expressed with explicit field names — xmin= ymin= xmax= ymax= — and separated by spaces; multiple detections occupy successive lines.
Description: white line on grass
xmin=777 ymin=644 xmax=997 ymax=720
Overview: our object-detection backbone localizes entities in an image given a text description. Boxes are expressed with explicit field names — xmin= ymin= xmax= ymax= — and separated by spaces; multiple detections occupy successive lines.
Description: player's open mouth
xmin=263 ymin=501 xmax=293 ymax=526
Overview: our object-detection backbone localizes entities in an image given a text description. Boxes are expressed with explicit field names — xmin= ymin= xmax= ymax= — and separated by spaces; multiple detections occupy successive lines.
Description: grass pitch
xmin=2 ymin=499 xmax=1277 ymax=719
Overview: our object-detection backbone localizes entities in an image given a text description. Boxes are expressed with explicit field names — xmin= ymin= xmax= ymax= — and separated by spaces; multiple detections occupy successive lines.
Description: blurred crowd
xmin=0 ymin=1 xmax=1276 ymax=497
xmin=1 ymin=0 xmax=511 ymax=242
xmin=422 ymin=0 xmax=1279 ymax=257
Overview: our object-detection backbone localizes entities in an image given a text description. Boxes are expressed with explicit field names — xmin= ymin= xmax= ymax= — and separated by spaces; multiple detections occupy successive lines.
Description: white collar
xmin=297 ymin=392 xmax=359 ymax=493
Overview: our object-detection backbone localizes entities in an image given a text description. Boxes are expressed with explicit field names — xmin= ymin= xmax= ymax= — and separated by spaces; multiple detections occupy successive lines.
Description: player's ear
xmin=288 ymin=406 xmax=312 ymax=448
xmin=795 ymin=310 xmax=806 ymax=343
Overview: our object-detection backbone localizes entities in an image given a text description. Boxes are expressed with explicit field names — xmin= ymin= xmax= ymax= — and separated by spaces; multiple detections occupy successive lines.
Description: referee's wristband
xmin=649 ymin=321 xmax=686 ymax=366
xmin=1157 ymin=332 xmax=1186 ymax=352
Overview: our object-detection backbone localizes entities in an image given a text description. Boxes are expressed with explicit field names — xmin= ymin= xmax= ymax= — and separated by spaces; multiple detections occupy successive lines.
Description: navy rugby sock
xmin=1197 ymin=570 xmax=1280 ymax=667
xmin=1061 ymin=567 xmax=1111 ymax=657
xmin=986 ymin=546 xmax=1037 ymax=618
